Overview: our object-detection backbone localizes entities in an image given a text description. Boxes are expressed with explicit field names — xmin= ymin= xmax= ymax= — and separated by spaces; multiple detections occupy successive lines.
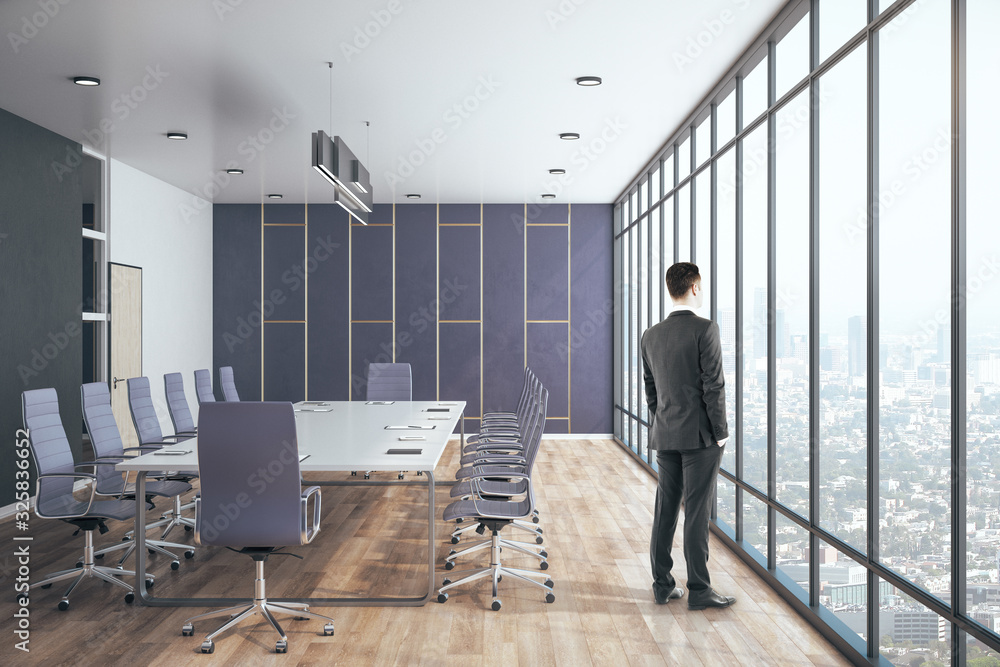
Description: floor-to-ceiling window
xmin=612 ymin=0 xmax=1000 ymax=664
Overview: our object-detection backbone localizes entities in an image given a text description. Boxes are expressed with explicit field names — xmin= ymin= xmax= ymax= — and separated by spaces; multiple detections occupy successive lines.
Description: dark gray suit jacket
xmin=641 ymin=309 xmax=728 ymax=450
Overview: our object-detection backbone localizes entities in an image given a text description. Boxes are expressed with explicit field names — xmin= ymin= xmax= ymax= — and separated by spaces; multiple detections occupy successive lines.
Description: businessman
xmin=641 ymin=262 xmax=734 ymax=610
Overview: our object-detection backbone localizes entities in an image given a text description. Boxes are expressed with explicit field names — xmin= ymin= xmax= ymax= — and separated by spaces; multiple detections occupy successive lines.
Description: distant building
xmin=849 ymin=316 xmax=866 ymax=378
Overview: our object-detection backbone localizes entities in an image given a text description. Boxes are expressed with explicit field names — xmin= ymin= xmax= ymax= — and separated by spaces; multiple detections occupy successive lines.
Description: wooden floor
xmin=1 ymin=438 xmax=852 ymax=666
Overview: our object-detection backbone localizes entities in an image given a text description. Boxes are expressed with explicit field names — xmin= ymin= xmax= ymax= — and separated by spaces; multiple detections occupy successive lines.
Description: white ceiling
xmin=0 ymin=0 xmax=784 ymax=205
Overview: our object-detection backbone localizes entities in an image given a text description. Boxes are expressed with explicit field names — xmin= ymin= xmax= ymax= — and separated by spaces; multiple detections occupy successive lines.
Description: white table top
xmin=116 ymin=400 xmax=466 ymax=474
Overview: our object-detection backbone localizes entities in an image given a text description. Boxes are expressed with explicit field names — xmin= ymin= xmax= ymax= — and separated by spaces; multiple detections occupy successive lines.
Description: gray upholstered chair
xmin=81 ymin=381 xmax=195 ymax=568
xmin=127 ymin=376 xmax=196 ymax=538
xmin=21 ymin=388 xmax=148 ymax=610
xmin=360 ymin=362 xmax=413 ymax=480
xmin=194 ymin=368 xmax=216 ymax=405
xmin=164 ymin=372 xmax=197 ymax=436
xmin=180 ymin=402 xmax=334 ymax=654
xmin=366 ymin=362 xmax=412 ymax=401
xmin=219 ymin=366 xmax=240 ymax=402
xmin=449 ymin=386 xmax=547 ymax=552
xmin=437 ymin=389 xmax=553 ymax=610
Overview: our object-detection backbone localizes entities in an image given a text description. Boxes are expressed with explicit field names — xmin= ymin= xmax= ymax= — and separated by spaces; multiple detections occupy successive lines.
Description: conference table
xmin=116 ymin=399 xmax=465 ymax=607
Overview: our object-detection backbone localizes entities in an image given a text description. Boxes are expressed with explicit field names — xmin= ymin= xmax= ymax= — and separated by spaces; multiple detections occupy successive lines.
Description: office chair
xmin=356 ymin=362 xmax=413 ymax=480
xmin=81 ymin=382 xmax=195 ymax=569
xmin=21 ymin=388 xmax=150 ymax=610
xmin=437 ymin=389 xmax=553 ymax=610
xmin=180 ymin=402 xmax=334 ymax=654
xmin=164 ymin=372 xmax=197 ymax=436
xmin=219 ymin=366 xmax=240 ymax=402
xmin=450 ymin=387 xmax=547 ymax=550
xmin=127 ymin=376 xmax=197 ymax=538
xmin=193 ymin=368 xmax=216 ymax=404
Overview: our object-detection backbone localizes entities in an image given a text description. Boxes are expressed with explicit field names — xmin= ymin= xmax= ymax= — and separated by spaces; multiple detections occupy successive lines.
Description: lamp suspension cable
xmin=328 ymin=61 xmax=333 ymax=135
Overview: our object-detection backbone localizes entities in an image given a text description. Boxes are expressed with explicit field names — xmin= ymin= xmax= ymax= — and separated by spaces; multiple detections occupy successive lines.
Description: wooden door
xmin=109 ymin=263 xmax=142 ymax=448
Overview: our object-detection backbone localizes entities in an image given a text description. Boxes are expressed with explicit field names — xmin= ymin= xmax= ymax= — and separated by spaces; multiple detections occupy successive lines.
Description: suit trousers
xmin=650 ymin=444 xmax=724 ymax=593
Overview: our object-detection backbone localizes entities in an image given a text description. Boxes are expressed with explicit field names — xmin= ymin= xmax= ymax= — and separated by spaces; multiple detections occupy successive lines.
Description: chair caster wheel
xmin=545 ymin=579 xmax=554 ymax=589
xmin=416 ymin=471 xmax=423 ymax=476
xmin=445 ymin=561 xmax=455 ymax=570
xmin=442 ymin=579 xmax=451 ymax=587
xmin=95 ymin=553 xmax=104 ymax=559
xmin=438 ymin=593 xmax=449 ymax=603
xmin=540 ymin=561 xmax=548 ymax=570
xmin=41 ymin=583 xmax=52 ymax=589
xmin=364 ymin=474 xmax=371 ymax=480
xmin=351 ymin=471 xmax=357 ymax=476
xmin=546 ymin=593 xmax=555 ymax=603
xmin=58 ymin=599 xmax=69 ymax=611
xmin=497 ymin=575 xmax=502 ymax=582
xmin=201 ymin=640 xmax=215 ymax=654
xmin=455 ymin=517 xmax=464 ymax=524
xmin=323 ymin=623 xmax=335 ymax=636
xmin=182 ymin=623 xmax=194 ymax=636
xmin=448 ymin=549 xmax=456 ymax=556
xmin=76 ymin=562 xmax=83 ymax=568
xmin=122 ymin=536 xmax=131 ymax=541
xmin=540 ymin=551 xmax=548 ymax=558
xmin=148 ymin=549 xmax=155 ymax=555
xmin=275 ymin=639 xmax=288 ymax=653
xmin=125 ymin=592 xmax=135 ymax=604
xmin=185 ymin=525 xmax=193 ymax=532
xmin=146 ymin=578 xmax=155 ymax=588
xmin=536 ymin=536 xmax=544 ymax=545
xmin=532 ymin=516 xmax=539 ymax=524
xmin=398 ymin=473 xmax=404 ymax=480
xmin=171 ymin=560 xmax=180 ymax=571
xmin=185 ymin=550 xmax=195 ymax=559
xmin=491 ymin=600 xmax=502 ymax=611
xmin=451 ymin=536 xmax=460 ymax=544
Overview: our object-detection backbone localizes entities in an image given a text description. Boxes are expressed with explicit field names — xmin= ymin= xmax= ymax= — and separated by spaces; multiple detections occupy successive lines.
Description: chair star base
xmin=30 ymin=529 xmax=150 ymax=610
xmin=182 ymin=556 xmax=334 ymax=653
xmin=437 ymin=526 xmax=554 ymax=609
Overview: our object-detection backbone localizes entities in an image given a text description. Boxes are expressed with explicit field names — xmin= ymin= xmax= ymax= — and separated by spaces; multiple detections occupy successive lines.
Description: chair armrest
xmin=300 ymin=485 xmax=322 ymax=544
xmin=34 ymin=472 xmax=98 ymax=519
xmin=468 ymin=474 xmax=532 ymax=517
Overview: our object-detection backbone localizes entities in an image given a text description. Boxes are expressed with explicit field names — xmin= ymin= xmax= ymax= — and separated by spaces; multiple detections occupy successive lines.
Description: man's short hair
xmin=665 ymin=262 xmax=701 ymax=299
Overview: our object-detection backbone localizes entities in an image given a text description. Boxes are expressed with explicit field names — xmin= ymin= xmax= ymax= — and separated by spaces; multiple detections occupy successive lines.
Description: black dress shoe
xmin=687 ymin=589 xmax=736 ymax=610
xmin=653 ymin=585 xmax=684 ymax=604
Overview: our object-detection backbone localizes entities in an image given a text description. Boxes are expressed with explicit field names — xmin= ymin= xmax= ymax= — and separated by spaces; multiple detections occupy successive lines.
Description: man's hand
xmin=717 ymin=438 xmax=728 ymax=447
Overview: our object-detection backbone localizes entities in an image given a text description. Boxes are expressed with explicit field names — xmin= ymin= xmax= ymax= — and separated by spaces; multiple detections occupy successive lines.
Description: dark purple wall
xmin=213 ymin=202 xmax=613 ymax=434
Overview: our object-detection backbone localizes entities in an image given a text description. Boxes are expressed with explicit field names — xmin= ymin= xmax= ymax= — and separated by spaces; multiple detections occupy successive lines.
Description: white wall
xmin=110 ymin=159 xmax=212 ymax=433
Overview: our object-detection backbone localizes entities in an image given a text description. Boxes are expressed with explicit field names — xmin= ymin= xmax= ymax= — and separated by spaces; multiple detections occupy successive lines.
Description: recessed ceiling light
xmin=549 ymin=168 xmax=567 ymax=175
xmin=225 ymin=168 xmax=244 ymax=175
xmin=166 ymin=132 xmax=188 ymax=140
xmin=559 ymin=133 xmax=580 ymax=140
xmin=267 ymin=194 xmax=283 ymax=199
xmin=72 ymin=76 xmax=101 ymax=86
xmin=541 ymin=194 xmax=557 ymax=199
xmin=575 ymin=76 xmax=602 ymax=86
xmin=405 ymin=194 xmax=421 ymax=200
